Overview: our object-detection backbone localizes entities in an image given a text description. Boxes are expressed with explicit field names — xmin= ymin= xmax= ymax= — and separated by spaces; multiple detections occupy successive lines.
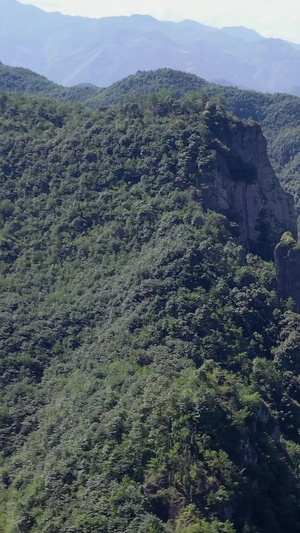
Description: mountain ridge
xmin=1 ymin=0 xmax=300 ymax=93
xmin=3 ymin=62 xmax=300 ymax=223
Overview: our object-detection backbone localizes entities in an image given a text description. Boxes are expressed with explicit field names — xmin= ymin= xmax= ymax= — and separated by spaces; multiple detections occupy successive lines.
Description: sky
xmin=18 ymin=0 xmax=300 ymax=44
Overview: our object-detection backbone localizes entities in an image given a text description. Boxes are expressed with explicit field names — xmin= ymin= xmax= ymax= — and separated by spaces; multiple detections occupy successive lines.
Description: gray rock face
xmin=274 ymin=232 xmax=300 ymax=311
xmin=203 ymin=119 xmax=297 ymax=257
xmin=238 ymin=438 xmax=258 ymax=466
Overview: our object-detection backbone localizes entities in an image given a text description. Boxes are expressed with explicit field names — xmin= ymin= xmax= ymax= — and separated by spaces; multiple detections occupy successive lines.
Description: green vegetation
xmin=277 ymin=232 xmax=297 ymax=248
xmin=2 ymin=66 xmax=300 ymax=216
xmin=0 ymin=62 xmax=104 ymax=104
xmin=1 ymin=90 xmax=300 ymax=532
xmin=95 ymin=70 xmax=300 ymax=214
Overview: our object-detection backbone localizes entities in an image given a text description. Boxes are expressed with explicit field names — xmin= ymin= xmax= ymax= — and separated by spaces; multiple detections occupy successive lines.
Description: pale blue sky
xmin=19 ymin=0 xmax=300 ymax=43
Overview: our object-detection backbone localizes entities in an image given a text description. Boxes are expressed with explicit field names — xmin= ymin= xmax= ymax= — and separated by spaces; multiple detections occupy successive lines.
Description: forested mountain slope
xmin=83 ymin=68 xmax=300 ymax=216
xmin=2 ymin=65 xmax=300 ymax=216
xmin=1 ymin=91 xmax=300 ymax=532
xmin=0 ymin=61 xmax=103 ymax=103
xmin=2 ymin=0 xmax=300 ymax=93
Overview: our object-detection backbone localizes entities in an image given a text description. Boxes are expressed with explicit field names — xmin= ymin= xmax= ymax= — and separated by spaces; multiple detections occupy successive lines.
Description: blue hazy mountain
xmin=1 ymin=0 xmax=300 ymax=93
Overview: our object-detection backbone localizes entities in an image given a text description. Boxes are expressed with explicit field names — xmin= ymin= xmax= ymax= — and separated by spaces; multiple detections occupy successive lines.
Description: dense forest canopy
xmin=87 ymin=69 xmax=300 ymax=215
xmin=1 ymin=86 xmax=300 ymax=532
xmin=1 ymin=65 xmax=300 ymax=215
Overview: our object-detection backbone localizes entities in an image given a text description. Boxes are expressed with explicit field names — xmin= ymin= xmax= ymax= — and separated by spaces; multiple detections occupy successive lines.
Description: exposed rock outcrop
xmin=202 ymin=118 xmax=297 ymax=258
xmin=274 ymin=232 xmax=300 ymax=312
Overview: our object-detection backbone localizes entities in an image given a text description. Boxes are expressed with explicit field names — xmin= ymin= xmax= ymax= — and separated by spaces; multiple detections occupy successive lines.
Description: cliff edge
xmin=274 ymin=232 xmax=300 ymax=311
xmin=202 ymin=110 xmax=296 ymax=258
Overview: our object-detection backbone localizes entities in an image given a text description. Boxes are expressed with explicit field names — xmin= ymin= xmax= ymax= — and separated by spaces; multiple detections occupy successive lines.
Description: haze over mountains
xmin=1 ymin=0 xmax=300 ymax=94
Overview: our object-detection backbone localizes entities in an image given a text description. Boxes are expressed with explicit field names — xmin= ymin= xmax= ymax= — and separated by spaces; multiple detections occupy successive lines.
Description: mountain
xmin=0 ymin=61 xmax=104 ymax=102
xmin=89 ymin=69 xmax=300 ymax=217
xmin=1 ymin=83 xmax=300 ymax=532
xmin=0 ymin=60 xmax=63 ymax=96
xmin=2 ymin=61 xmax=300 ymax=221
xmin=220 ymin=26 xmax=265 ymax=42
xmin=1 ymin=0 xmax=300 ymax=93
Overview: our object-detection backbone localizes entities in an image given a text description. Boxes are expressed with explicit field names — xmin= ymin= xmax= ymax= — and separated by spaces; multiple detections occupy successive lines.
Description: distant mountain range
xmin=1 ymin=0 xmax=300 ymax=94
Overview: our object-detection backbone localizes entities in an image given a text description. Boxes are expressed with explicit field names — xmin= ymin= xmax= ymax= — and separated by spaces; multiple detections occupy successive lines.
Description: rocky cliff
xmin=202 ymin=112 xmax=297 ymax=258
xmin=274 ymin=232 xmax=300 ymax=311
